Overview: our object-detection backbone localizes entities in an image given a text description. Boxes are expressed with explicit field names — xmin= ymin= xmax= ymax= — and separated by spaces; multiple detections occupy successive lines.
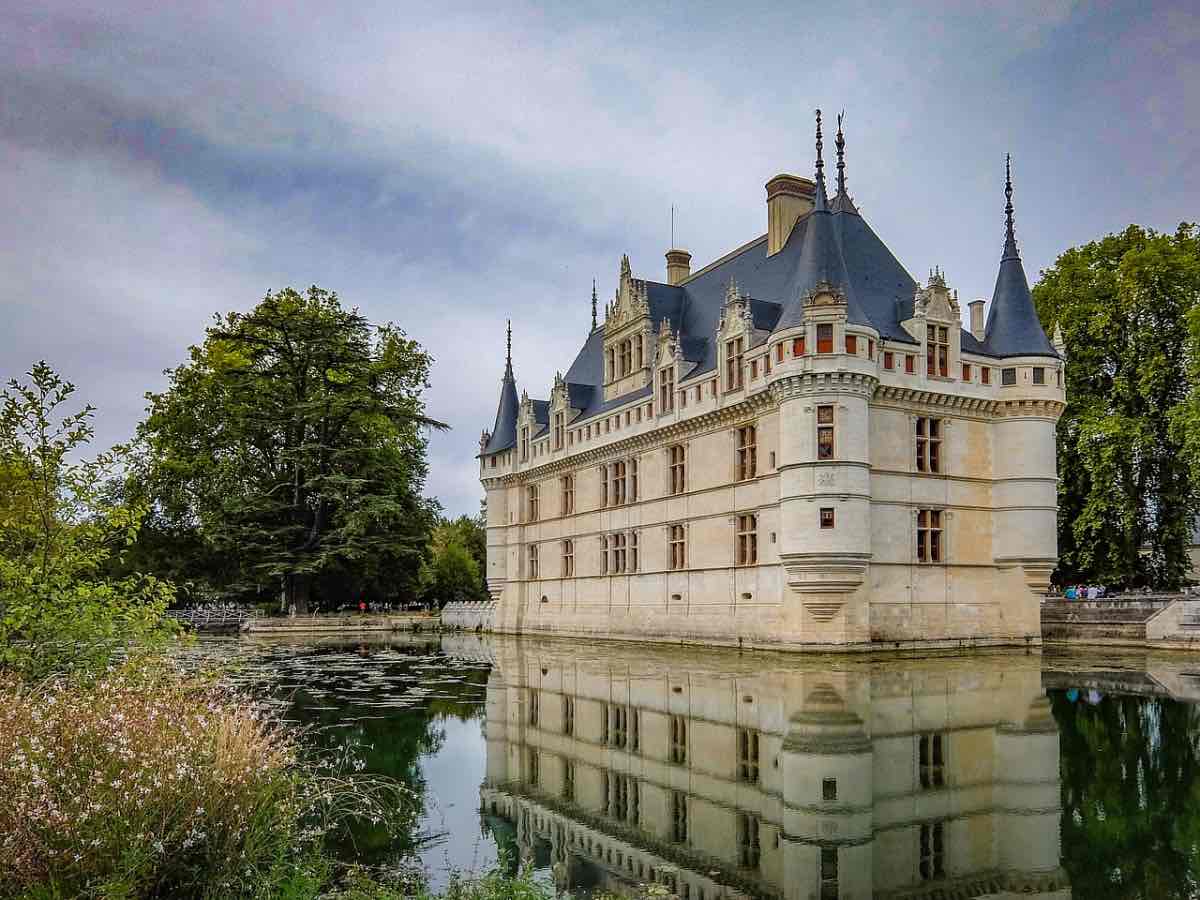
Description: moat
xmin=187 ymin=633 xmax=1200 ymax=898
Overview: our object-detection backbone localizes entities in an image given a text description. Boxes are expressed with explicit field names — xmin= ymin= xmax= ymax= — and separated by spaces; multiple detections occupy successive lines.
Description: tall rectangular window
xmin=961 ymin=363 xmax=971 ymax=382
xmin=1033 ymin=366 xmax=1045 ymax=384
xmin=670 ymin=715 xmax=688 ymax=764
xmin=619 ymin=339 xmax=632 ymax=377
xmin=660 ymin=365 xmax=676 ymax=412
xmin=520 ymin=426 xmax=531 ymax=462
xmin=817 ymin=405 xmax=835 ymax=460
xmin=669 ymin=524 xmax=687 ymax=570
xmin=553 ymin=412 xmax=564 ymax=450
xmin=845 ymin=334 xmax=857 ymax=355
xmin=919 ymin=732 xmax=946 ymax=789
xmin=915 ymin=417 xmax=942 ymax=473
xmin=610 ymin=705 xmax=628 ymax=748
xmin=884 ymin=350 xmax=894 ymax=370
xmin=725 ymin=338 xmax=745 ymax=391
xmin=634 ymin=334 xmax=643 ymax=369
xmin=562 ymin=539 xmax=574 ymax=577
xmin=669 ymin=444 xmax=686 ymax=495
xmin=610 ymin=461 xmax=626 ymax=506
xmin=920 ymin=822 xmax=945 ymax=881
xmin=629 ymin=458 xmax=639 ymax=502
xmin=671 ymin=791 xmax=689 ymax=843
xmin=736 ymin=513 xmax=758 ymax=566
xmin=528 ymin=543 xmax=539 ymax=579
xmin=817 ymin=323 xmax=833 ymax=354
xmin=867 ymin=339 xmax=875 ymax=359
xmin=629 ymin=531 xmax=639 ymax=573
xmin=527 ymin=484 xmax=539 ymax=522
xmin=927 ymin=325 xmax=949 ymax=377
xmin=793 ymin=336 xmax=806 ymax=356
xmin=820 ymin=848 xmax=838 ymax=900
xmin=608 ymin=532 xmax=626 ymax=574
xmin=600 ymin=535 xmax=608 ymax=575
xmin=776 ymin=343 xmax=784 ymax=362
xmin=737 ymin=425 xmax=757 ymax=480
xmin=529 ymin=690 xmax=539 ymax=726
xmin=560 ymin=474 xmax=574 ymax=515
xmin=738 ymin=728 xmax=760 ymax=783
xmin=1002 ymin=366 xmax=1016 ymax=385
xmin=737 ymin=813 xmax=761 ymax=870
xmin=599 ymin=464 xmax=608 ymax=507
xmin=905 ymin=354 xmax=916 ymax=374
xmin=917 ymin=510 xmax=943 ymax=563
xmin=527 ymin=749 xmax=539 ymax=786
xmin=562 ymin=759 xmax=575 ymax=801
xmin=982 ymin=366 xmax=991 ymax=385
xmin=820 ymin=507 xmax=835 ymax=529
xmin=563 ymin=696 xmax=574 ymax=736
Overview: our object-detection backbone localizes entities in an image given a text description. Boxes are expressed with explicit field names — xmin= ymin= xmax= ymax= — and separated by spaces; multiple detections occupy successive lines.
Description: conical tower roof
xmin=482 ymin=321 xmax=519 ymax=454
xmin=983 ymin=156 xmax=1056 ymax=358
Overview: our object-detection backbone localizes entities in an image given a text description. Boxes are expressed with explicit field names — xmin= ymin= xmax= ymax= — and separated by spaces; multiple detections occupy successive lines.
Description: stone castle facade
xmin=478 ymin=112 xmax=1065 ymax=649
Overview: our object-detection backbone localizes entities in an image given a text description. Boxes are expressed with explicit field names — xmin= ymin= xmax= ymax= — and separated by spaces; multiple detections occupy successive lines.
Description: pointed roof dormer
xmin=983 ymin=156 xmax=1057 ymax=358
xmin=482 ymin=320 xmax=519 ymax=455
xmin=774 ymin=109 xmax=868 ymax=333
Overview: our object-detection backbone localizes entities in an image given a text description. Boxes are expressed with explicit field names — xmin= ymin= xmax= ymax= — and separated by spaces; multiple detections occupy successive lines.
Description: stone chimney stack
xmin=665 ymin=248 xmax=692 ymax=286
xmin=969 ymin=299 xmax=986 ymax=341
xmin=765 ymin=174 xmax=815 ymax=256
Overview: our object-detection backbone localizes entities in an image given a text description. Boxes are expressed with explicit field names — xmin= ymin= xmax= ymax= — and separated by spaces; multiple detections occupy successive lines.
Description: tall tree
xmin=137 ymin=287 xmax=444 ymax=612
xmin=1034 ymin=224 xmax=1200 ymax=588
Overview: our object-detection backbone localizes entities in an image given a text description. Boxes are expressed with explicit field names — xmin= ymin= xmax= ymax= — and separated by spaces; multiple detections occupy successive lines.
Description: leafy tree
xmin=137 ymin=287 xmax=444 ymax=612
xmin=419 ymin=522 xmax=485 ymax=606
xmin=1034 ymin=224 xmax=1200 ymax=588
xmin=0 ymin=362 xmax=175 ymax=676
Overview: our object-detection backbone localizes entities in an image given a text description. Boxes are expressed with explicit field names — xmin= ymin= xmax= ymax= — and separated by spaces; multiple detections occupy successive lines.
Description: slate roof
xmin=482 ymin=145 xmax=1056 ymax=445
xmin=482 ymin=363 xmax=519 ymax=454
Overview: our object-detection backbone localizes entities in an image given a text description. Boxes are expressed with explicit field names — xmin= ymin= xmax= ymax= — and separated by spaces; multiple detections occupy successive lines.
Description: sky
xmin=2 ymin=1 xmax=1197 ymax=516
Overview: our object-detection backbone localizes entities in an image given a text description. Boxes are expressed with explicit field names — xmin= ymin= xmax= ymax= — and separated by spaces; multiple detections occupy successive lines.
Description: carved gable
xmin=602 ymin=254 xmax=654 ymax=401
xmin=716 ymin=277 xmax=754 ymax=340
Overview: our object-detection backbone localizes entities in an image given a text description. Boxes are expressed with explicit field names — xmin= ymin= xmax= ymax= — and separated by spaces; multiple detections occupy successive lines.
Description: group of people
xmin=1061 ymin=584 xmax=1107 ymax=600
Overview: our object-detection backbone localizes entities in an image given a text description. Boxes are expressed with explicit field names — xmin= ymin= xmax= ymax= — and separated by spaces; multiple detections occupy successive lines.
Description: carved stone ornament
xmin=605 ymin=253 xmax=650 ymax=329
xmin=802 ymin=280 xmax=847 ymax=309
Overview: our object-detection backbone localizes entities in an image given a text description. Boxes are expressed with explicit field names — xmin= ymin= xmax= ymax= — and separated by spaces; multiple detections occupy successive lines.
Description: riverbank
xmin=243 ymin=613 xmax=439 ymax=635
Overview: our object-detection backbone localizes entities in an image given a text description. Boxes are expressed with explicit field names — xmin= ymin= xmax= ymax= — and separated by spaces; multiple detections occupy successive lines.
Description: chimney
xmin=765 ymin=174 xmax=815 ymax=256
xmin=969 ymin=299 xmax=986 ymax=341
xmin=665 ymin=248 xmax=692 ymax=286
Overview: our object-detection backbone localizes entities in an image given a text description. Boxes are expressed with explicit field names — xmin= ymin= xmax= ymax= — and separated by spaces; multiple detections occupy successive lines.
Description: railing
xmin=167 ymin=607 xmax=260 ymax=630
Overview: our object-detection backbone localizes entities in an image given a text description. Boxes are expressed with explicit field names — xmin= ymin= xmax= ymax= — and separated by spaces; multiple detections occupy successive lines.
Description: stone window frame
xmin=926 ymin=324 xmax=950 ymax=378
xmin=981 ymin=366 xmax=991 ymax=385
xmin=1001 ymin=366 xmax=1017 ymax=385
xmin=915 ymin=508 xmax=947 ymax=564
xmin=820 ymin=507 xmax=835 ymax=529
xmin=527 ymin=542 xmax=539 ymax=580
xmin=526 ymin=483 xmax=540 ymax=522
xmin=724 ymin=336 xmax=746 ymax=392
xmin=737 ymin=727 xmax=760 ymax=783
xmin=917 ymin=731 xmax=947 ymax=789
xmin=562 ymin=695 xmax=574 ymax=736
xmin=736 ymin=424 xmax=758 ymax=481
xmin=669 ymin=523 xmax=687 ymax=570
xmin=845 ymin=334 xmax=857 ymax=356
xmin=659 ymin=363 xmax=676 ymax=413
xmin=735 ymin=512 xmax=758 ymax=566
xmin=668 ymin=443 xmax=687 ymax=495
xmin=737 ymin=812 xmax=762 ymax=870
xmin=1033 ymin=366 xmax=1046 ymax=385
xmin=919 ymin=821 xmax=946 ymax=881
xmin=915 ymin=417 xmax=943 ymax=474
xmin=816 ymin=404 xmax=836 ymax=461
xmin=560 ymin=473 xmax=574 ymax=515
xmin=562 ymin=538 xmax=574 ymax=577
xmin=816 ymin=322 xmax=834 ymax=354
xmin=669 ymin=714 xmax=688 ymax=765
xmin=883 ymin=350 xmax=894 ymax=370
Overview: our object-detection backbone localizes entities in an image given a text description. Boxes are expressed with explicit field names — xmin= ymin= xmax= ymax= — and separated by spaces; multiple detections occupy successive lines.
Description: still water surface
xmin=190 ymin=633 xmax=1200 ymax=899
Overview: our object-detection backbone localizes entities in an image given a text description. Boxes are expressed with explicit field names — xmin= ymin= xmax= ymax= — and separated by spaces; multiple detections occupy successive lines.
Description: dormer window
xmin=927 ymin=326 xmax=949 ymax=377
xmin=520 ymin=426 xmax=530 ymax=462
xmin=660 ymin=365 xmax=676 ymax=413
xmin=553 ymin=412 xmax=564 ymax=450
xmin=725 ymin=338 xmax=745 ymax=391
xmin=619 ymin=340 xmax=632 ymax=377
xmin=817 ymin=324 xmax=833 ymax=354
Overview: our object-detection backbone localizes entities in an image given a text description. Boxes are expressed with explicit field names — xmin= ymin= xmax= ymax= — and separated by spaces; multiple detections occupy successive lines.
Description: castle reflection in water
xmin=476 ymin=638 xmax=1069 ymax=900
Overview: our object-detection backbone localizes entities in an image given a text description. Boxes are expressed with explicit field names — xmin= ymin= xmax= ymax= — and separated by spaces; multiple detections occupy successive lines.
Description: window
xmin=1001 ymin=367 xmax=1016 ymax=385
xmin=1033 ymin=366 xmax=1045 ymax=385
xmin=528 ymin=543 xmax=539 ymax=579
xmin=817 ymin=323 xmax=833 ymax=354
xmin=527 ymin=484 xmax=539 ymax=522
xmin=822 ymin=778 xmax=838 ymax=802
xmin=820 ymin=848 xmax=838 ymax=900
xmin=920 ymin=822 xmax=945 ymax=881
xmin=915 ymin=418 xmax=941 ymax=473
xmin=725 ymin=338 xmax=745 ymax=391
xmin=738 ymin=728 xmax=760 ymax=783
xmin=606 ymin=771 xmax=639 ymax=824
xmin=962 ymin=363 xmax=971 ymax=382
xmin=634 ymin=335 xmax=643 ymax=370
xmin=817 ymin=405 xmax=835 ymax=460
xmin=529 ymin=691 xmax=539 ymax=726
xmin=553 ymin=412 xmax=564 ymax=450
xmin=600 ymin=535 xmax=608 ymax=575
xmin=669 ymin=444 xmax=686 ymax=495
xmin=660 ymin=365 xmax=676 ymax=412
xmin=736 ymin=514 xmax=758 ymax=566
xmin=982 ymin=366 xmax=991 ymax=385
xmin=820 ymin=507 xmax=835 ymax=529
xmin=678 ymin=386 xmax=687 ymax=409
xmin=607 ymin=532 xmax=627 ymax=574
xmin=563 ymin=759 xmax=575 ymax=801
xmin=562 ymin=539 xmax=574 ymax=577
xmin=884 ymin=350 xmax=894 ymax=370
xmin=793 ymin=336 xmax=806 ymax=356
xmin=606 ymin=347 xmax=615 ymax=381
xmin=670 ymin=524 xmax=687 ymax=570
xmin=619 ymin=339 xmax=632 ymax=377
xmin=599 ymin=464 xmax=608 ymax=507
xmin=927 ymin=325 xmax=949 ymax=377
xmin=629 ymin=531 xmax=639 ymax=573
xmin=671 ymin=791 xmax=688 ymax=843
xmin=610 ymin=461 xmax=627 ymax=506
xmin=917 ymin=509 xmax=943 ymax=563
xmin=670 ymin=715 xmax=688 ymax=764
xmin=845 ymin=334 xmax=857 ymax=355
xmin=868 ymin=339 xmax=875 ymax=359
xmin=610 ymin=704 xmax=628 ymax=748
xmin=563 ymin=696 xmax=574 ymax=736
xmin=776 ymin=343 xmax=784 ymax=362
xmin=905 ymin=354 xmax=916 ymax=374
xmin=520 ymin=425 xmax=531 ymax=462
xmin=560 ymin=474 xmax=574 ymax=515
xmin=737 ymin=425 xmax=757 ymax=480
xmin=631 ymin=709 xmax=641 ymax=753
xmin=629 ymin=458 xmax=639 ymax=502
xmin=600 ymin=702 xmax=609 ymax=744
xmin=527 ymin=749 xmax=538 ymax=786
xmin=737 ymin=814 xmax=761 ymax=869
xmin=750 ymin=359 xmax=758 ymax=379
xmin=919 ymin=732 xmax=946 ymax=788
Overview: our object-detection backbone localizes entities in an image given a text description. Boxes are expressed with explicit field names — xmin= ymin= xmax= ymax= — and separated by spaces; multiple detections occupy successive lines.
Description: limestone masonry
xmin=478 ymin=111 xmax=1065 ymax=649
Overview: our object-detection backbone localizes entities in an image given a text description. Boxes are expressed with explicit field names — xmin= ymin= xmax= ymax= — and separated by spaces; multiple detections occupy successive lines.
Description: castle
xmin=478 ymin=111 xmax=1065 ymax=649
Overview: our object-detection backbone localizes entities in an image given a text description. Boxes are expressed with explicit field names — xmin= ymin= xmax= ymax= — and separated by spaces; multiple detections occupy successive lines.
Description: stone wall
xmin=441 ymin=600 xmax=497 ymax=631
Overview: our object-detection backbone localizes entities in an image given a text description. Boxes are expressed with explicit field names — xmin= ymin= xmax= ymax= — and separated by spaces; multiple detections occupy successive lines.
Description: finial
xmin=591 ymin=279 xmax=598 ymax=330
xmin=835 ymin=110 xmax=847 ymax=197
xmin=505 ymin=319 xmax=512 ymax=371
xmin=813 ymin=108 xmax=828 ymax=210
xmin=1003 ymin=153 xmax=1018 ymax=258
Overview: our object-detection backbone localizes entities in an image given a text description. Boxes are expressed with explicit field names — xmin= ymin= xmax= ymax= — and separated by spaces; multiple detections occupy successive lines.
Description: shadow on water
xmin=182 ymin=633 xmax=1200 ymax=898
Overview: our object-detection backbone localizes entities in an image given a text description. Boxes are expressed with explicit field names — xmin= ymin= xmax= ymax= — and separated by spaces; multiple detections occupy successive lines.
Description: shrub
xmin=0 ymin=666 xmax=407 ymax=899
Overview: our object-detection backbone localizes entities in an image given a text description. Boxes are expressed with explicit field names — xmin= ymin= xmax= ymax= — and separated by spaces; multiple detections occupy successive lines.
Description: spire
xmin=505 ymin=319 xmax=513 ymax=374
xmin=835 ymin=110 xmax=846 ymax=198
xmin=591 ymin=279 xmax=598 ymax=330
xmin=1003 ymin=153 xmax=1018 ymax=259
xmin=813 ymin=108 xmax=828 ymax=211
xmin=483 ymin=320 xmax=520 ymax=455
xmin=983 ymin=155 xmax=1056 ymax=358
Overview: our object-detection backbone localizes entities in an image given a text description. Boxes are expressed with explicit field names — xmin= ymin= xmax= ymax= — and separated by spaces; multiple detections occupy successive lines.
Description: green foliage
xmin=0 ymin=362 xmax=176 ymax=677
xmin=419 ymin=517 xmax=487 ymax=606
xmin=136 ymin=286 xmax=444 ymax=612
xmin=1034 ymin=224 xmax=1200 ymax=588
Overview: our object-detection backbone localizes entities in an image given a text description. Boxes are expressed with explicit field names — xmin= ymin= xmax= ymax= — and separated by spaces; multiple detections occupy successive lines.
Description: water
xmin=187 ymin=633 xmax=1200 ymax=898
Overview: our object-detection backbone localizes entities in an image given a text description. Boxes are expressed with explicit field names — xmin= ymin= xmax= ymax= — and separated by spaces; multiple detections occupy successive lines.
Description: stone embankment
xmin=243 ymin=613 xmax=437 ymax=634
xmin=440 ymin=600 xmax=496 ymax=631
xmin=1042 ymin=593 xmax=1200 ymax=648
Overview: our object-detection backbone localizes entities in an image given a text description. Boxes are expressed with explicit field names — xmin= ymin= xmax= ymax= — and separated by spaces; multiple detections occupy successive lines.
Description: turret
xmin=482 ymin=321 xmax=519 ymax=599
